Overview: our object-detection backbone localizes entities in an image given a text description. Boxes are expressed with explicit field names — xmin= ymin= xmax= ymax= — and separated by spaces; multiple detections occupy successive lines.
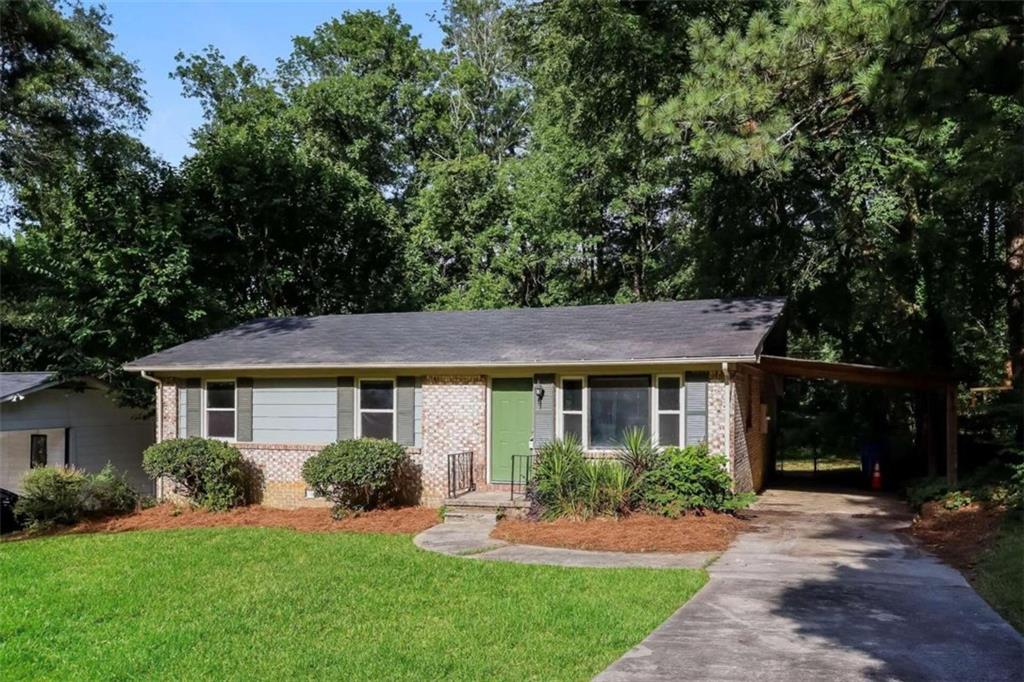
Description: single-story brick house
xmin=125 ymin=298 xmax=786 ymax=507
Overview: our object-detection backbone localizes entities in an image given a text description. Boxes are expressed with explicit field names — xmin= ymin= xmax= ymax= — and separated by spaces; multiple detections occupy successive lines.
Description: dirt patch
xmin=9 ymin=505 xmax=439 ymax=540
xmin=908 ymin=501 xmax=1005 ymax=577
xmin=491 ymin=513 xmax=749 ymax=553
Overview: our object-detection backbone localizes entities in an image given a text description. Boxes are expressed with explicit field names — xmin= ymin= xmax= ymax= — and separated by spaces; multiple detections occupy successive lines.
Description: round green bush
xmin=143 ymin=437 xmax=245 ymax=511
xmin=641 ymin=443 xmax=754 ymax=515
xmin=302 ymin=438 xmax=409 ymax=515
xmin=14 ymin=467 xmax=89 ymax=529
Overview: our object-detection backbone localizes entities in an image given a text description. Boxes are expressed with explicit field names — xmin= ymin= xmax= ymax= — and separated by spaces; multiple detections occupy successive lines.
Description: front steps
xmin=443 ymin=491 xmax=529 ymax=522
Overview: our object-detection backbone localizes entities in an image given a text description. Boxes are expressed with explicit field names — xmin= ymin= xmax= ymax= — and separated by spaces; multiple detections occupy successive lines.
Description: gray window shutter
xmin=186 ymin=378 xmax=202 ymax=438
xmin=236 ymin=378 xmax=253 ymax=442
xmin=685 ymin=372 xmax=708 ymax=446
xmin=337 ymin=377 xmax=354 ymax=440
xmin=396 ymin=376 xmax=416 ymax=446
xmin=533 ymin=373 xmax=555 ymax=448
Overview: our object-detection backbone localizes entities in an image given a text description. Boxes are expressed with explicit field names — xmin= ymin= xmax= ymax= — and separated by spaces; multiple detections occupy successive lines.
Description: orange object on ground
xmin=871 ymin=462 xmax=882 ymax=491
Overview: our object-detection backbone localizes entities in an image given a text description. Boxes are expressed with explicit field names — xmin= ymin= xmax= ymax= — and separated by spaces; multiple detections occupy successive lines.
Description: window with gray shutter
xmin=684 ymin=372 xmax=708 ymax=446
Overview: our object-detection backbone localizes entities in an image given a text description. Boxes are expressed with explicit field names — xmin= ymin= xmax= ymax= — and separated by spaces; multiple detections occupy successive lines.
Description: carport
xmin=758 ymin=355 xmax=959 ymax=485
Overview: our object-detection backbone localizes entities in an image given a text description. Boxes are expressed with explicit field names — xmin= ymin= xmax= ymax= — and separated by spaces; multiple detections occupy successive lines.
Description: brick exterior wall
xmin=707 ymin=371 xmax=728 ymax=459
xmin=728 ymin=368 xmax=769 ymax=493
xmin=157 ymin=379 xmax=179 ymax=442
xmin=419 ymin=375 xmax=488 ymax=504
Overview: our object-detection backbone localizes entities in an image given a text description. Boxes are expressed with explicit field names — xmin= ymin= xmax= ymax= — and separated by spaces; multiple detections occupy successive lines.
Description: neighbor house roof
xmin=0 ymin=372 xmax=59 ymax=402
xmin=125 ymin=297 xmax=786 ymax=371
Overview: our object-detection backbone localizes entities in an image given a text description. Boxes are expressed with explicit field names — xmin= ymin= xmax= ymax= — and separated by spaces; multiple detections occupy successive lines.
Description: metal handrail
xmin=510 ymin=454 xmax=535 ymax=501
xmin=446 ymin=451 xmax=475 ymax=499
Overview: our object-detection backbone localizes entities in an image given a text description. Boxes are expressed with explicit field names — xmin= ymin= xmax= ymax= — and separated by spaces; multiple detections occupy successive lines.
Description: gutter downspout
xmin=140 ymin=370 xmax=162 ymax=499
xmin=722 ymin=361 xmax=733 ymax=483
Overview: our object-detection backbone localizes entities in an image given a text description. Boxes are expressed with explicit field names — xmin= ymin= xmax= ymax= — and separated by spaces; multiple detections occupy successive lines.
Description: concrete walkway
xmin=413 ymin=518 xmax=713 ymax=569
xmin=597 ymin=487 xmax=1024 ymax=682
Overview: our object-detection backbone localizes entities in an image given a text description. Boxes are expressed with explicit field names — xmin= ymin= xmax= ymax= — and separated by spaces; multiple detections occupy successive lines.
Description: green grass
xmin=976 ymin=514 xmax=1024 ymax=633
xmin=0 ymin=529 xmax=706 ymax=680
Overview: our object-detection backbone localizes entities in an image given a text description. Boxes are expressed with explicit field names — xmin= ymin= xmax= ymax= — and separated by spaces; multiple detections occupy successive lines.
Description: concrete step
xmin=443 ymin=492 xmax=530 ymax=523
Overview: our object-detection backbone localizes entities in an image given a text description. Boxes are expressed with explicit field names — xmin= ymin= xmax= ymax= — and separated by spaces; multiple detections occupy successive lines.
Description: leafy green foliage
xmin=81 ymin=463 xmax=139 ymax=516
xmin=142 ymin=438 xmax=246 ymax=511
xmin=1 ymin=0 xmax=1019 ymax=463
xmin=643 ymin=444 xmax=755 ymax=516
xmin=301 ymin=439 xmax=410 ymax=515
xmin=13 ymin=464 xmax=139 ymax=529
xmin=14 ymin=467 xmax=88 ymax=529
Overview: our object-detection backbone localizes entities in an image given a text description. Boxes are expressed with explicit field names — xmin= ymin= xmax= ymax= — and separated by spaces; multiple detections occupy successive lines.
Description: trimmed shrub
xmin=302 ymin=438 xmax=409 ymax=516
xmin=642 ymin=444 xmax=754 ymax=516
xmin=143 ymin=437 xmax=245 ymax=511
xmin=14 ymin=467 xmax=88 ymax=529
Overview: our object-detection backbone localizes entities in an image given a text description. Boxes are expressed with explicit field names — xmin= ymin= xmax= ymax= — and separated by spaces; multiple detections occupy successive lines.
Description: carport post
xmin=945 ymin=384 xmax=958 ymax=486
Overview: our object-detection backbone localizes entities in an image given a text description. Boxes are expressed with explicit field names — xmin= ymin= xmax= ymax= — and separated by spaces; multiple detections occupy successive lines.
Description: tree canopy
xmin=1 ymin=0 xmax=1020 ymax=456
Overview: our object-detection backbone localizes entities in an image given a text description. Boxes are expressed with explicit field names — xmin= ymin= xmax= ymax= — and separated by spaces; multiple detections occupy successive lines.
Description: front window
xmin=561 ymin=378 xmax=584 ymax=443
xmin=588 ymin=375 xmax=650 ymax=448
xmin=359 ymin=380 xmax=395 ymax=439
xmin=206 ymin=381 xmax=236 ymax=439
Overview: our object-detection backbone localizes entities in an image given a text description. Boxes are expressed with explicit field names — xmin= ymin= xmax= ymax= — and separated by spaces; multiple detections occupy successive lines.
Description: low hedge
xmin=302 ymin=438 xmax=410 ymax=516
xmin=142 ymin=438 xmax=246 ymax=511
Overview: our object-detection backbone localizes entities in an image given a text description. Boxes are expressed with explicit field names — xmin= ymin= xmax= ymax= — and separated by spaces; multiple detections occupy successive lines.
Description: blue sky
xmin=100 ymin=1 xmax=445 ymax=165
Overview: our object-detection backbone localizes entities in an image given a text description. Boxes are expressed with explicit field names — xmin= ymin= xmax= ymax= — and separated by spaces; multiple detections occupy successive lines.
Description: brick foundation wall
xmin=420 ymin=375 xmax=488 ymax=504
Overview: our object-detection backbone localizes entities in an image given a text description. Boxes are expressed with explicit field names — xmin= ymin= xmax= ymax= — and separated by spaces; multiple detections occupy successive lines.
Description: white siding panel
xmin=0 ymin=428 xmax=65 ymax=493
xmin=252 ymin=379 xmax=337 ymax=444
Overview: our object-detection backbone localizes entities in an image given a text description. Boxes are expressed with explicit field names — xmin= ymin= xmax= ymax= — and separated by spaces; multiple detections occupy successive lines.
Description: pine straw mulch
xmin=491 ymin=512 xmax=750 ymax=553
xmin=907 ymin=501 xmax=1006 ymax=578
xmin=7 ymin=505 xmax=439 ymax=541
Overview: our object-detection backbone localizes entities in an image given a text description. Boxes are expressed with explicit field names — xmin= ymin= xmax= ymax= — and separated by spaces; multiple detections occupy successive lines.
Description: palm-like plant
xmin=616 ymin=427 xmax=659 ymax=476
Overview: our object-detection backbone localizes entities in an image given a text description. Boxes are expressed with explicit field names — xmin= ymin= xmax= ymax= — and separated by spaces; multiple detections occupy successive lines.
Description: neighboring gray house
xmin=0 ymin=373 xmax=154 ymax=495
xmin=126 ymin=298 xmax=787 ymax=507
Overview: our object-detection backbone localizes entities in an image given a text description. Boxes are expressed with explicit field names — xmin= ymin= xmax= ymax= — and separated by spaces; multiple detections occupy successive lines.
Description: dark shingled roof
xmin=0 ymin=372 xmax=57 ymax=401
xmin=125 ymin=297 xmax=786 ymax=370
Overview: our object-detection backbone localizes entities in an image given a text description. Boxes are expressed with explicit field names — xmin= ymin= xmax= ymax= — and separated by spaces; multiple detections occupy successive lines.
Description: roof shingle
xmin=125 ymin=297 xmax=786 ymax=370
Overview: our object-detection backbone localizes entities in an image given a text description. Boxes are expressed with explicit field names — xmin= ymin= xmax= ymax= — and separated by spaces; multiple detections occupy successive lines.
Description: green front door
xmin=490 ymin=378 xmax=533 ymax=483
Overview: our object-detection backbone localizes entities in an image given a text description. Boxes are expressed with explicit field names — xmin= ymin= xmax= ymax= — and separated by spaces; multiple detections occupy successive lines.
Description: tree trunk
xmin=1007 ymin=202 xmax=1023 ymax=385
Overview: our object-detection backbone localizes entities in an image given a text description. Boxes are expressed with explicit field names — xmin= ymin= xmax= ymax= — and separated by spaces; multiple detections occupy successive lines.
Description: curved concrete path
xmin=413 ymin=518 xmax=714 ymax=569
xmin=597 ymin=487 xmax=1024 ymax=682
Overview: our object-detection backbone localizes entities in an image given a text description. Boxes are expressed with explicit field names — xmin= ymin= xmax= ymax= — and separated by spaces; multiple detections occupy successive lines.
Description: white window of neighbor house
xmin=655 ymin=375 xmax=682 ymax=447
xmin=560 ymin=377 xmax=585 ymax=445
xmin=205 ymin=380 xmax=236 ymax=440
xmin=358 ymin=379 xmax=395 ymax=440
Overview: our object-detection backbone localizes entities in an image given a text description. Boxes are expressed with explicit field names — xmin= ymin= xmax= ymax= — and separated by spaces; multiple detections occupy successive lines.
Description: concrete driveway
xmin=597 ymin=487 xmax=1024 ymax=682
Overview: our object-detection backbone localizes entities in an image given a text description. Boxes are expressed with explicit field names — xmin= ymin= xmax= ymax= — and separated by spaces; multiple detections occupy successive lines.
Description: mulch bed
xmin=908 ymin=501 xmax=1006 ymax=577
xmin=8 ymin=505 xmax=439 ymax=540
xmin=491 ymin=512 xmax=749 ymax=553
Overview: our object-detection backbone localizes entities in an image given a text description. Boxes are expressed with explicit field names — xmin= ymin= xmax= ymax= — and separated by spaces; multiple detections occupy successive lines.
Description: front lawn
xmin=977 ymin=514 xmax=1024 ymax=632
xmin=0 ymin=529 xmax=705 ymax=680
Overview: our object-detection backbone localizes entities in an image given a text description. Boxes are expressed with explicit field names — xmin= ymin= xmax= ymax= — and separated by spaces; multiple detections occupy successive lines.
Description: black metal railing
xmin=446 ymin=451 xmax=475 ymax=499
xmin=510 ymin=454 xmax=535 ymax=501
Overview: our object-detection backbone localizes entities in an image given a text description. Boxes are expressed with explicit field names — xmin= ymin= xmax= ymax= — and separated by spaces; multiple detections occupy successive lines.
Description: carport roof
xmin=125 ymin=297 xmax=787 ymax=371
